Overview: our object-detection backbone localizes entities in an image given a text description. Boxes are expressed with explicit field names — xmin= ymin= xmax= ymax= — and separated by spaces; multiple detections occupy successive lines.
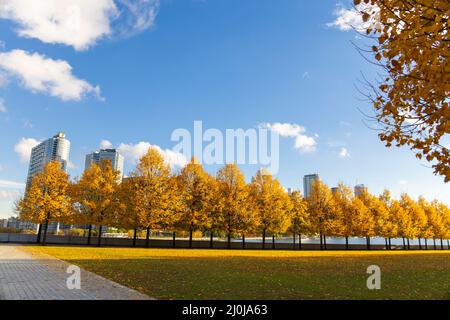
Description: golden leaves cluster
xmin=359 ymin=0 xmax=450 ymax=180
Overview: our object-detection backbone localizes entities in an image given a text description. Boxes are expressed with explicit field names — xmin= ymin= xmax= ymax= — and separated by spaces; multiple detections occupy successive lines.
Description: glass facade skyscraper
xmin=85 ymin=149 xmax=124 ymax=178
xmin=26 ymin=132 xmax=70 ymax=189
xmin=303 ymin=174 xmax=319 ymax=198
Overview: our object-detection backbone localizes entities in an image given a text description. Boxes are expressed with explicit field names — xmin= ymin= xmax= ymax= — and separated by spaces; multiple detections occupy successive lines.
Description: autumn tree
xmin=177 ymin=158 xmax=217 ymax=248
xmin=358 ymin=189 xmax=385 ymax=249
xmin=288 ymin=191 xmax=309 ymax=249
xmin=400 ymin=194 xmax=428 ymax=249
xmin=204 ymin=174 xmax=224 ymax=248
xmin=115 ymin=176 xmax=141 ymax=247
xmin=130 ymin=147 xmax=179 ymax=247
xmin=352 ymin=191 xmax=375 ymax=250
xmin=432 ymin=201 xmax=448 ymax=249
xmin=216 ymin=164 xmax=254 ymax=249
xmin=249 ymin=170 xmax=291 ymax=249
xmin=71 ymin=159 xmax=121 ymax=246
xmin=16 ymin=161 xmax=71 ymax=245
xmin=391 ymin=199 xmax=411 ymax=249
xmin=356 ymin=0 xmax=450 ymax=180
xmin=332 ymin=183 xmax=354 ymax=249
xmin=379 ymin=189 xmax=398 ymax=248
xmin=307 ymin=179 xmax=338 ymax=250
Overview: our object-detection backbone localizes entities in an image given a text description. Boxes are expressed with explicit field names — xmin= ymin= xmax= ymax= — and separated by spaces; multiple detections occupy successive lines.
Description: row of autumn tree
xmin=17 ymin=147 xmax=450 ymax=249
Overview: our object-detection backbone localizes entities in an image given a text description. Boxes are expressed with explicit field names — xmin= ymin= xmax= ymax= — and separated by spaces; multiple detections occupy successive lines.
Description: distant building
xmin=25 ymin=132 xmax=71 ymax=233
xmin=26 ymin=132 xmax=70 ymax=189
xmin=85 ymin=149 xmax=124 ymax=178
xmin=354 ymin=184 xmax=367 ymax=197
xmin=287 ymin=188 xmax=294 ymax=195
xmin=331 ymin=187 xmax=339 ymax=195
xmin=303 ymin=174 xmax=319 ymax=198
xmin=0 ymin=218 xmax=7 ymax=228
xmin=4 ymin=217 xmax=37 ymax=231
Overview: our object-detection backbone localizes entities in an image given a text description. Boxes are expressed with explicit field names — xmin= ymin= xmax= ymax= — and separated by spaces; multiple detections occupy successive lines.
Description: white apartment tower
xmin=85 ymin=149 xmax=124 ymax=178
xmin=26 ymin=132 xmax=70 ymax=188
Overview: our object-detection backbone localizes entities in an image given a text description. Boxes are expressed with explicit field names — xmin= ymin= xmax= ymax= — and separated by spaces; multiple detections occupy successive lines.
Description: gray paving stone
xmin=0 ymin=244 xmax=152 ymax=300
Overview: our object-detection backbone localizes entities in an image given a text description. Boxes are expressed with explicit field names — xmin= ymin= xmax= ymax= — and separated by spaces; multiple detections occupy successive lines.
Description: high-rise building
xmin=26 ymin=132 xmax=70 ymax=188
xmin=354 ymin=184 xmax=367 ymax=197
xmin=85 ymin=149 xmax=124 ymax=178
xmin=25 ymin=132 xmax=70 ymax=234
xmin=303 ymin=174 xmax=319 ymax=198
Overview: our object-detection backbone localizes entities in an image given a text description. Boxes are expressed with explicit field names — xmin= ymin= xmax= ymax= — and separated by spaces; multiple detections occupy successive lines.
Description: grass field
xmin=25 ymin=246 xmax=450 ymax=300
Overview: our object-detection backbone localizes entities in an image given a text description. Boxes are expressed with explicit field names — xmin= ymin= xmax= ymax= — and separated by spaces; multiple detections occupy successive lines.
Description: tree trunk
xmin=172 ymin=232 xmax=176 ymax=248
xmin=87 ymin=224 xmax=92 ymax=245
xmin=133 ymin=228 xmax=137 ymax=247
xmin=293 ymin=233 xmax=296 ymax=250
xmin=299 ymin=233 xmax=302 ymax=250
xmin=209 ymin=232 xmax=213 ymax=249
xmin=323 ymin=234 xmax=327 ymax=250
xmin=272 ymin=235 xmax=275 ymax=249
xmin=418 ymin=238 xmax=422 ymax=250
xmin=319 ymin=233 xmax=323 ymax=250
xmin=242 ymin=234 xmax=246 ymax=249
xmin=447 ymin=239 xmax=450 ymax=250
xmin=36 ymin=223 xmax=42 ymax=244
xmin=227 ymin=232 xmax=231 ymax=249
xmin=407 ymin=238 xmax=410 ymax=250
xmin=345 ymin=236 xmax=349 ymax=250
xmin=388 ymin=238 xmax=392 ymax=250
xmin=425 ymin=238 xmax=428 ymax=250
xmin=42 ymin=220 xmax=49 ymax=245
xmin=189 ymin=226 xmax=193 ymax=248
xmin=366 ymin=237 xmax=371 ymax=250
xmin=262 ymin=229 xmax=266 ymax=249
xmin=402 ymin=237 xmax=406 ymax=250
xmin=146 ymin=227 xmax=150 ymax=248
xmin=97 ymin=225 xmax=102 ymax=247
xmin=440 ymin=238 xmax=444 ymax=250
xmin=385 ymin=238 xmax=388 ymax=250
xmin=433 ymin=239 xmax=437 ymax=250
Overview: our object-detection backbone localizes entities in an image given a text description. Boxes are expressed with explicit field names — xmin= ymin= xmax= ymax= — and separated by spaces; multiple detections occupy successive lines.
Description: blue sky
xmin=1 ymin=0 xmax=449 ymax=218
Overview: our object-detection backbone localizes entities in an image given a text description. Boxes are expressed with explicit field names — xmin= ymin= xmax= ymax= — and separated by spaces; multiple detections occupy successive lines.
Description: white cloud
xmin=114 ymin=0 xmax=159 ymax=37
xmin=339 ymin=147 xmax=350 ymax=158
xmin=0 ymin=0 xmax=159 ymax=51
xmin=0 ymin=50 xmax=102 ymax=101
xmin=327 ymin=3 xmax=380 ymax=33
xmin=0 ymin=0 xmax=116 ymax=51
xmin=0 ymin=97 xmax=6 ymax=113
xmin=0 ymin=179 xmax=25 ymax=189
xmin=0 ymin=190 xmax=21 ymax=200
xmin=118 ymin=141 xmax=188 ymax=168
xmin=14 ymin=137 xmax=40 ymax=163
xmin=0 ymin=72 xmax=8 ymax=87
xmin=260 ymin=122 xmax=317 ymax=153
xmin=100 ymin=139 xmax=113 ymax=149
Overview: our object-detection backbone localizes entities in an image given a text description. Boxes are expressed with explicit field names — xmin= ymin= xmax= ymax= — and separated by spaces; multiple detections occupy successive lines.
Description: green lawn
xmin=25 ymin=246 xmax=450 ymax=300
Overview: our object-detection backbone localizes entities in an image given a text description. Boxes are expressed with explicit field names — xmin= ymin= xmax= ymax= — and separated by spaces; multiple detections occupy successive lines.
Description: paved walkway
xmin=0 ymin=244 xmax=151 ymax=300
